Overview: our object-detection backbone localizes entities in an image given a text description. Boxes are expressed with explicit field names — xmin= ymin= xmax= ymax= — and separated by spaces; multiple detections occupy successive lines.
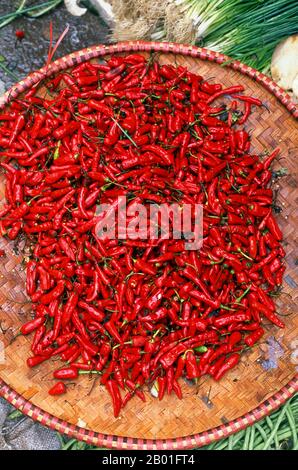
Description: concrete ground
xmin=0 ymin=0 xmax=110 ymax=91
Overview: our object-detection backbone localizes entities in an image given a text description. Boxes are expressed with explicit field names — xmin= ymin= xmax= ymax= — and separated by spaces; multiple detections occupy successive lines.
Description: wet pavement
xmin=0 ymin=1 xmax=110 ymax=91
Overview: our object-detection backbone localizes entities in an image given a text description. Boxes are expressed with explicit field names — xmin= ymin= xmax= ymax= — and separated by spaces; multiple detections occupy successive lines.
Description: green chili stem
xmin=0 ymin=62 xmax=19 ymax=81
xmin=78 ymin=370 xmax=102 ymax=375
xmin=235 ymin=285 xmax=251 ymax=304
xmin=111 ymin=117 xmax=139 ymax=148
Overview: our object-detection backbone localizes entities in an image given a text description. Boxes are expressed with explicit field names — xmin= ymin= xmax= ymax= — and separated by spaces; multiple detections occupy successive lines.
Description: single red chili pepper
xmin=209 ymin=344 xmax=230 ymax=362
xmin=8 ymin=114 xmax=25 ymax=146
xmin=213 ymin=353 xmax=240 ymax=381
xmin=200 ymin=82 xmax=222 ymax=94
xmin=236 ymin=95 xmax=262 ymax=106
xmin=228 ymin=331 xmax=242 ymax=348
xmin=212 ymin=313 xmax=250 ymax=328
xmin=55 ymin=333 xmax=74 ymax=346
xmin=78 ymin=301 xmax=105 ymax=322
xmin=275 ymin=266 xmax=285 ymax=286
xmin=21 ymin=316 xmax=45 ymax=335
xmin=238 ymin=102 xmax=251 ymax=125
xmin=88 ymin=100 xmax=113 ymax=117
xmin=26 ymin=261 xmax=37 ymax=296
xmin=251 ymin=301 xmax=285 ymax=328
xmin=189 ymin=290 xmax=220 ymax=309
xmin=122 ymin=391 xmax=134 ymax=407
xmin=54 ymin=366 xmax=78 ymax=380
xmin=174 ymin=355 xmax=186 ymax=379
xmin=208 ymin=356 xmax=226 ymax=377
xmin=182 ymin=266 xmax=213 ymax=300
xmin=244 ymin=328 xmax=264 ymax=347
xmin=185 ymin=350 xmax=200 ymax=379
xmin=249 ymin=249 xmax=279 ymax=273
xmin=48 ymin=381 xmax=67 ymax=396
xmin=15 ymin=29 xmax=25 ymax=40
xmin=228 ymin=322 xmax=259 ymax=332
xmin=248 ymin=235 xmax=257 ymax=259
xmin=36 ymin=265 xmax=51 ymax=291
xmin=134 ymin=259 xmax=157 ymax=275
xmin=172 ymin=380 xmax=182 ymax=399
xmin=262 ymin=264 xmax=275 ymax=288
xmin=206 ymin=85 xmax=244 ymax=104
xmin=198 ymin=349 xmax=213 ymax=375
xmin=27 ymin=355 xmax=48 ymax=368
xmin=40 ymin=280 xmax=65 ymax=305
xmin=105 ymin=320 xmax=122 ymax=343
xmin=76 ymin=334 xmax=99 ymax=357
xmin=157 ymin=376 xmax=166 ymax=400
xmin=166 ymin=367 xmax=175 ymax=395
xmin=31 ymin=325 xmax=46 ymax=352
xmin=105 ymin=379 xmax=122 ymax=417
xmin=159 ymin=343 xmax=187 ymax=369
xmin=262 ymin=148 xmax=280 ymax=170
xmin=62 ymin=292 xmax=78 ymax=326
xmin=58 ymin=238 xmax=76 ymax=261
xmin=263 ymin=231 xmax=279 ymax=250
xmin=266 ymin=214 xmax=282 ymax=241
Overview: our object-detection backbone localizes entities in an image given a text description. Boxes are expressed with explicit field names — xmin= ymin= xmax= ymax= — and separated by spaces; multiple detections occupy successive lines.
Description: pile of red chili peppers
xmin=0 ymin=53 xmax=285 ymax=417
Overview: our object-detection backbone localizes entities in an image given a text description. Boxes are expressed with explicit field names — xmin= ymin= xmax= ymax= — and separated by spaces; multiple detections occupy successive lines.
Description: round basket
xmin=0 ymin=41 xmax=297 ymax=450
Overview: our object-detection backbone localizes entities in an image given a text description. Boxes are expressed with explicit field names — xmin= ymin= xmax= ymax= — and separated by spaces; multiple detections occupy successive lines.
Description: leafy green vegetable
xmin=183 ymin=0 xmax=298 ymax=72
xmin=0 ymin=0 xmax=62 ymax=29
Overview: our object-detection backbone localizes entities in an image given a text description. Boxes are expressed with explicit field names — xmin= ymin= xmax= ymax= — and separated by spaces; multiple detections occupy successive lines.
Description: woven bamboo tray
xmin=0 ymin=41 xmax=297 ymax=450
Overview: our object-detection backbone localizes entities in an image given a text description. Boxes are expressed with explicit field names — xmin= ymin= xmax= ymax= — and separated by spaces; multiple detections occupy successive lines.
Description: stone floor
xmin=0 ymin=0 xmax=110 ymax=91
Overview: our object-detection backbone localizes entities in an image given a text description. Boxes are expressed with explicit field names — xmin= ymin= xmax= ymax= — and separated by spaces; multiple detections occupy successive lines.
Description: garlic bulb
xmin=89 ymin=0 xmax=114 ymax=26
xmin=292 ymin=75 xmax=298 ymax=101
xmin=64 ymin=0 xmax=87 ymax=16
xmin=271 ymin=35 xmax=298 ymax=98
xmin=150 ymin=381 xmax=159 ymax=398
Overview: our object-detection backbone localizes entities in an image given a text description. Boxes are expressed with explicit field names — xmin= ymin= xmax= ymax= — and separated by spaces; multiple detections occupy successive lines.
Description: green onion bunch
xmin=182 ymin=0 xmax=298 ymax=72
xmin=0 ymin=0 xmax=62 ymax=30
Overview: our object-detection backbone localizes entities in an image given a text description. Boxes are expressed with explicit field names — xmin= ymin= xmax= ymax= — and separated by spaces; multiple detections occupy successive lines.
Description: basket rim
xmin=0 ymin=40 xmax=297 ymax=117
xmin=0 ymin=40 xmax=297 ymax=450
